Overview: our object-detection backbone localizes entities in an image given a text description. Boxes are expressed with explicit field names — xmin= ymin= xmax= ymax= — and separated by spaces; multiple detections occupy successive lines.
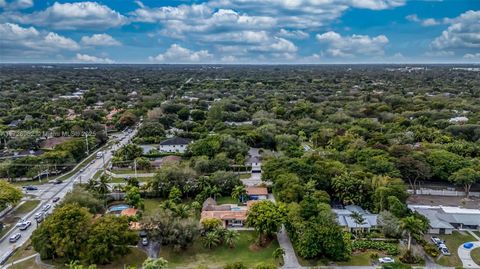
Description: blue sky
xmin=0 ymin=0 xmax=479 ymax=63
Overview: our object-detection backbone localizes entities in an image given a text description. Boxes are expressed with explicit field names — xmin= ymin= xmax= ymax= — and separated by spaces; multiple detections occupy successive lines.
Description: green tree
xmin=350 ymin=211 xmax=366 ymax=236
xmin=231 ymin=185 xmax=247 ymax=203
xmin=135 ymin=157 xmax=152 ymax=171
xmin=202 ymin=231 xmax=221 ymax=249
xmin=142 ymin=258 xmax=168 ymax=269
xmin=449 ymin=167 xmax=480 ymax=198
xmin=400 ymin=216 xmax=426 ymax=251
xmin=223 ymin=229 xmax=239 ymax=248
xmin=32 ymin=204 xmax=91 ymax=260
xmin=331 ymin=171 xmax=373 ymax=208
xmin=61 ymin=186 xmax=105 ymax=214
xmin=168 ymin=186 xmax=182 ymax=204
xmin=125 ymin=186 xmax=143 ymax=209
xmin=246 ymin=200 xmax=284 ymax=245
xmin=0 ymin=181 xmax=22 ymax=208
xmin=83 ymin=215 xmax=137 ymax=264
xmin=427 ymin=150 xmax=469 ymax=181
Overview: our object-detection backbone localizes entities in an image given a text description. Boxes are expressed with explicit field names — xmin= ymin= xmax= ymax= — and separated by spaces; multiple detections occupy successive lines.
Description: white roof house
xmin=159 ymin=137 xmax=192 ymax=154
xmin=333 ymin=205 xmax=378 ymax=231
xmin=409 ymin=205 xmax=480 ymax=234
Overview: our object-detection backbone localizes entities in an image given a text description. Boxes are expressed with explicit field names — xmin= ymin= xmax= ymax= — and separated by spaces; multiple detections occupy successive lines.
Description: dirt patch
xmin=40 ymin=137 xmax=73 ymax=149
xmin=408 ymin=195 xmax=480 ymax=209
xmin=249 ymin=237 xmax=273 ymax=251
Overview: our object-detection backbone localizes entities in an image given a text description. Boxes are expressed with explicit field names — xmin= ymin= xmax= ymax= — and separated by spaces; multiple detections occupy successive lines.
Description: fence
xmin=409 ymin=188 xmax=480 ymax=197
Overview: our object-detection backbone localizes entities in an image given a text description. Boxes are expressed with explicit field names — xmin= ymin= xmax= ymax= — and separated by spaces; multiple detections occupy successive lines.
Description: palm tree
xmin=202 ymin=231 xmax=221 ymax=249
xmin=231 ymin=185 xmax=247 ymax=204
xmin=350 ymin=211 xmax=366 ymax=236
xmin=96 ymin=175 xmax=110 ymax=196
xmin=223 ymin=230 xmax=240 ymax=248
xmin=400 ymin=216 xmax=425 ymax=251
xmin=173 ymin=204 xmax=191 ymax=218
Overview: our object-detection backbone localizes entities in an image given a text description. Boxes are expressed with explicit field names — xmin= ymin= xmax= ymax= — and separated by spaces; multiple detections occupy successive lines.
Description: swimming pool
xmin=109 ymin=204 xmax=130 ymax=212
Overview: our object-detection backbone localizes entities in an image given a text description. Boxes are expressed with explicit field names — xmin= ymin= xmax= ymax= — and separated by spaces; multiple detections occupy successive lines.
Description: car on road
xmin=42 ymin=204 xmax=51 ymax=211
xmin=53 ymin=197 xmax=60 ymax=202
xmin=9 ymin=233 xmax=21 ymax=243
xmin=141 ymin=237 xmax=148 ymax=246
xmin=378 ymin=257 xmax=395 ymax=264
xmin=15 ymin=219 xmax=27 ymax=227
xmin=19 ymin=221 xmax=32 ymax=231
xmin=23 ymin=186 xmax=38 ymax=191
xmin=53 ymin=179 xmax=63 ymax=184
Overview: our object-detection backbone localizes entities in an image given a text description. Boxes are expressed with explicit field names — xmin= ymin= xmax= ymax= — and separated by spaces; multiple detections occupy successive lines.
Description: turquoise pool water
xmin=109 ymin=204 xmax=130 ymax=212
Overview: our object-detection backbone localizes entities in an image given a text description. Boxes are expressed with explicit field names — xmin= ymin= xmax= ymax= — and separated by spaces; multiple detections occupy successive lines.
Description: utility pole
xmin=134 ymin=159 xmax=137 ymax=179
xmin=85 ymin=133 xmax=89 ymax=155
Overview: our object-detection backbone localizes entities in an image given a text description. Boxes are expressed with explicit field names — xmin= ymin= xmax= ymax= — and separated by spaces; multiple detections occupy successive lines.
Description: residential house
xmin=409 ymin=205 xmax=480 ymax=234
xmin=150 ymin=155 xmax=181 ymax=169
xmin=333 ymin=205 xmax=378 ymax=233
xmin=159 ymin=137 xmax=192 ymax=154
xmin=200 ymin=198 xmax=247 ymax=228
xmin=246 ymin=186 xmax=268 ymax=200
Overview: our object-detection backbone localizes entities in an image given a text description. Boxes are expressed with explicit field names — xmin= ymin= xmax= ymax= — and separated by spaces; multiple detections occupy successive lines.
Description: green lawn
xmin=437 ymin=231 xmax=476 ymax=267
xmin=111 ymin=169 xmax=153 ymax=175
xmin=216 ymin=196 xmax=237 ymax=205
xmin=159 ymin=231 xmax=280 ymax=268
xmin=474 ymin=231 xmax=480 ymax=238
xmin=99 ymin=247 xmax=147 ymax=269
xmin=15 ymin=200 xmax=41 ymax=215
xmin=143 ymin=198 xmax=165 ymax=215
xmin=239 ymin=174 xmax=251 ymax=179
xmin=472 ymin=247 xmax=480 ymax=265
xmin=299 ymin=251 xmax=378 ymax=266
xmin=109 ymin=177 xmax=153 ymax=183
xmin=6 ymin=240 xmax=37 ymax=263
xmin=8 ymin=257 xmax=41 ymax=269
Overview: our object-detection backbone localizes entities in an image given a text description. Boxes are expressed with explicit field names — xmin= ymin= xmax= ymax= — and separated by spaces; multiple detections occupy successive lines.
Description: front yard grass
xmin=15 ymin=200 xmax=41 ymax=215
xmin=9 ymin=256 xmax=41 ymax=269
xmin=142 ymin=198 xmax=165 ymax=215
xmin=437 ymin=231 xmax=476 ymax=267
xmin=471 ymin=247 xmax=480 ymax=265
xmin=99 ymin=247 xmax=147 ymax=269
xmin=159 ymin=231 xmax=280 ymax=268
xmin=216 ymin=196 xmax=237 ymax=205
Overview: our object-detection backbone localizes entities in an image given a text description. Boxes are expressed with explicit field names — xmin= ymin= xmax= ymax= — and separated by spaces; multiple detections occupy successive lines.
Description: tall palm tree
xmin=350 ymin=211 xmax=366 ymax=235
xmin=231 ymin=185 xmax=247 ymax=203
xmin=223 ymin=230 xmax=239 ymax=248
xmin=400 ymin=216 xmax=425 ymax=251
xmin=96 ymin=175 xmax=110 ymax=195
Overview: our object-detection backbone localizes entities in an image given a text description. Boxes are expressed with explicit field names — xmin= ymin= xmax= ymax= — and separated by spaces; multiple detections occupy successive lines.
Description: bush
xmin=253 ymin=263 xmax=277 ymax=269
xmin=352 ymin=240 xmax=399 ymax=255
xmin=423 ymin=243 xmax=440 ymax=258
xmin=370 ymin=252 xmax=379 ymax=259
xmin=223 ymin=262 xmax=247 ymax=269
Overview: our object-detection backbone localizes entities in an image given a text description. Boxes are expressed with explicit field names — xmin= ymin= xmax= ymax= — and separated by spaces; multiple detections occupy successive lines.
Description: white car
xmin=9 ymin=233 xmax=21 ymax=243
xmin=15 ymin=219 xmax=27 ymax=227
xmin=431 ymin=236 xmax=444 ymax=245
xmin=42 ymin=204 xmax=51 ymax=211
xmin=379 ymin=257 xmax=395 ymax=263
xmin=141 ymin=237 xmax=148 ymax=246
xmin=19 ymin=221 xmax=32 ymax=231
xmin=440 ymin=247 xmax=451 ymax=256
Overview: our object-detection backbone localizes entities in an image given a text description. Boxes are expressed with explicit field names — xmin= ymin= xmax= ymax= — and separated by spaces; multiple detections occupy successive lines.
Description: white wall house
xmin=159 ymin=137 xmax=192 ymax=154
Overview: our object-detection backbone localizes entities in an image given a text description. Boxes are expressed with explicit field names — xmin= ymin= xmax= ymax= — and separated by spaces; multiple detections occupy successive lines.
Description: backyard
xmin=437 ymin=231 xmax=476 ymax=267
xmin=472 ymin=247 xmax=480 ymax=265
xmin=159 ymin=231 xmax=281 ymax=268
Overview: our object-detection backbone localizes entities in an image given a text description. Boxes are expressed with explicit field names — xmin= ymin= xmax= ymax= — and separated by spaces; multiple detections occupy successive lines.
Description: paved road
xmin=0 ymin=128 xmax=138 ymax=265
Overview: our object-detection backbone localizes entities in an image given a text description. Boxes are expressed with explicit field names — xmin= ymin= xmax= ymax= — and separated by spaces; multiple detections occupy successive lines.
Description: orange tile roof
xmin=200 ymin=210 xmax=247 ymax=221
xmin=246 ymin=187 xmax=268 ymax=196
xmin=121 ymin=208 xmax=138 ymax=217
xmin=129 ymin=221 xmax=141 ymax=230
xmin=246 ymin=200 xmax=260 ymax=208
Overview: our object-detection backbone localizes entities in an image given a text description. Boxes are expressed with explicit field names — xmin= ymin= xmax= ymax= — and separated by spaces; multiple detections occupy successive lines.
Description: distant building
xmin=159 ymin=137 xmax=192 ymax=153
xmin=409 ymin=205 xmax=480 ymax=234
xmin=333 ymin=205 xmax=378 ymax=233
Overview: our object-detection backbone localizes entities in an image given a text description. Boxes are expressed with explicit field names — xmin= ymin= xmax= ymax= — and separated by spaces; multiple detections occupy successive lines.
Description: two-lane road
xmin=0 ymin=127 xmax=138 ymax=265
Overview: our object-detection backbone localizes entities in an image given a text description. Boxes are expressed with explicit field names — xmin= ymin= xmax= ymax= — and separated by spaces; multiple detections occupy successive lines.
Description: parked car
xmin=9 ymin=233 xmax=21 ymax=243
xmin=431 ymin=236 xmax=444 ymax=245
xmin=24 ymin=186 xmax=38 ymax=191
xmin=42 ymin=204 xmax=51 ymax=211
xmin=440 ymin=247 xmax=451 ymax=256
xmin=379 ymin=257 xmax=395 ymax=264
xmin=19 ymin=221 xmax=32 ymax=231
xmin=438 ymin=243 xmax=448 ymax=250
xmin=141 ymin=237 xmax=148 ymax=246
xmin=52 ymin=197 xmax=60 ymax=203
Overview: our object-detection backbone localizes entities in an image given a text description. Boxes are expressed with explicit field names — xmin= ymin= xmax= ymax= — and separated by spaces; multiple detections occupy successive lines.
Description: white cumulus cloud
xmin=316 ymin=31 xmax=389 ymax=57
xmin=149 ymin=44 xmax=213 ymax=63
xmin=81 ymin=33 xmax=121 ymax=46
xmin=6 ymin=1 xmax=127 ymax=30
xmin=431 ymin=10 xmax=480 ymax=50
xmin=75 ymin=53 xmax=114 ymax=63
